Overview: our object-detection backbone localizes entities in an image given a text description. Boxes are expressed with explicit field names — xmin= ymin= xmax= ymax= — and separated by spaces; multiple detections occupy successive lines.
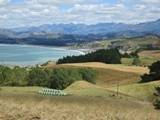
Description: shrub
xmin=140 ymin=61 xmax=160 ymax=83
xmin=153 ymin=99 xmax=160 ymax=109
xmin=153 ymin=87 xmax=160 ymax=110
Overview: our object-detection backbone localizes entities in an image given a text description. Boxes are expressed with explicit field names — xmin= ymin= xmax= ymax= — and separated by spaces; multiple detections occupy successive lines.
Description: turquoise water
xmin=0 ymin=44 xmax=83 ymax=66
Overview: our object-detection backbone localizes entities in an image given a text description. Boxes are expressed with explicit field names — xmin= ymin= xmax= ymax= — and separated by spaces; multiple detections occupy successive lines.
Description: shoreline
xmin=0 ymin=43 xmax=85 ymax=55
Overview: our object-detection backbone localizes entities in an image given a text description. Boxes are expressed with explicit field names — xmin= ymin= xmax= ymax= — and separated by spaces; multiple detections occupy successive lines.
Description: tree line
xmin=57 ymin=49 xmax=122 ymax=64
xmin=0 ymin=65 xmax=96 ymax=90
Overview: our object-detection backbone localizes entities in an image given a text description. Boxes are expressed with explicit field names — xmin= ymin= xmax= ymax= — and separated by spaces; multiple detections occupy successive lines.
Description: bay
xmin=0 ymin=44 xmax=83 ymax=66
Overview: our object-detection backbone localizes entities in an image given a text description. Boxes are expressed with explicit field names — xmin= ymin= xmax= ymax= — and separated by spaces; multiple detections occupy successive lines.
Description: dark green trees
xmin=141 ymin=61 xmax=160 ymax=83
xmin=57 ymin=49 xmax=121 ymax=64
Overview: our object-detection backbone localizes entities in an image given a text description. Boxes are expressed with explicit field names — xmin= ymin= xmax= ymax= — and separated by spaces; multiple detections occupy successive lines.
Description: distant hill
xmin=109 ymin=35 xmax=160 ymax=51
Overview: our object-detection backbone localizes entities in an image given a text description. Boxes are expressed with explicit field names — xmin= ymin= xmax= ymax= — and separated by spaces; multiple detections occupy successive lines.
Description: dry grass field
xmin=0 ymin=62 xmax=160 ymax=120
xmin=0 ymin=92 xmax=160 ymax=120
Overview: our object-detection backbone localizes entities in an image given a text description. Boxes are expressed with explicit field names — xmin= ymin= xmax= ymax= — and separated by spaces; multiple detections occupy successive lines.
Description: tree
xmin=140 ymin=61 xmax=160 ymax=83
xmin=48 ymin=68 xmax=81 ymax=90
xmin=79 ymin=68 xmax=96 ymax=84
xmin=27 ymin=67 xmax=49 ymax=86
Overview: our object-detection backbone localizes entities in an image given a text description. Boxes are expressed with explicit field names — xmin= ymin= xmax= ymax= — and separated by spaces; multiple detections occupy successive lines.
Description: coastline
xmin=0 ymin=43 xmax=85 ymax=55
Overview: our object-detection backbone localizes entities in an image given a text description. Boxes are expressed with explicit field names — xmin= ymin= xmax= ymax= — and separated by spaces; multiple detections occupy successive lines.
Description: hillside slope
xmin=62 ymin=62 xmax=149 ymax=74
xmin=45 ymin=62 xmax=148 ymax=87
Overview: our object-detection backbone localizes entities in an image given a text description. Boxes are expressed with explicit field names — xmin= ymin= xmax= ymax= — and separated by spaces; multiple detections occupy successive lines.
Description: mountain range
xmin=13 ymin=19 xmax=160 ymax=35
xmin=0 ymin=19 xmax=160 ymax=46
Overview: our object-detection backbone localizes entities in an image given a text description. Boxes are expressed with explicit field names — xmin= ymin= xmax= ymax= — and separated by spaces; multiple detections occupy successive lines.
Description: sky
xmin=0 ymin=0 xmax=160 ymax=28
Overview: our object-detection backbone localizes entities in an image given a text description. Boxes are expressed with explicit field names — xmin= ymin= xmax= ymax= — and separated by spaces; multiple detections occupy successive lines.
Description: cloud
xmin=0 ymin=0 xmax=10 ymax=5
xmin=26 ymin=0 xmax=86 ymax=5
xmin=0 ymin=0 xmax=159 ymax=28
xmin=141 ymin=0 xmax=160 ymax=4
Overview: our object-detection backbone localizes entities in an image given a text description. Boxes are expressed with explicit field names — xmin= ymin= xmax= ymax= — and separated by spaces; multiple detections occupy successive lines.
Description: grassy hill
xmin=109 ymin=81 xmax=160 ymax=101
xmin=63 ymin=63 xmax=147 ymax=85
xmin=65 ymin=81 xmax=119 ymax=97
xmin=61 ymin=62 xmax=159 ymax=101
xmin=60 ymin=62 xmax=160 ymax=102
